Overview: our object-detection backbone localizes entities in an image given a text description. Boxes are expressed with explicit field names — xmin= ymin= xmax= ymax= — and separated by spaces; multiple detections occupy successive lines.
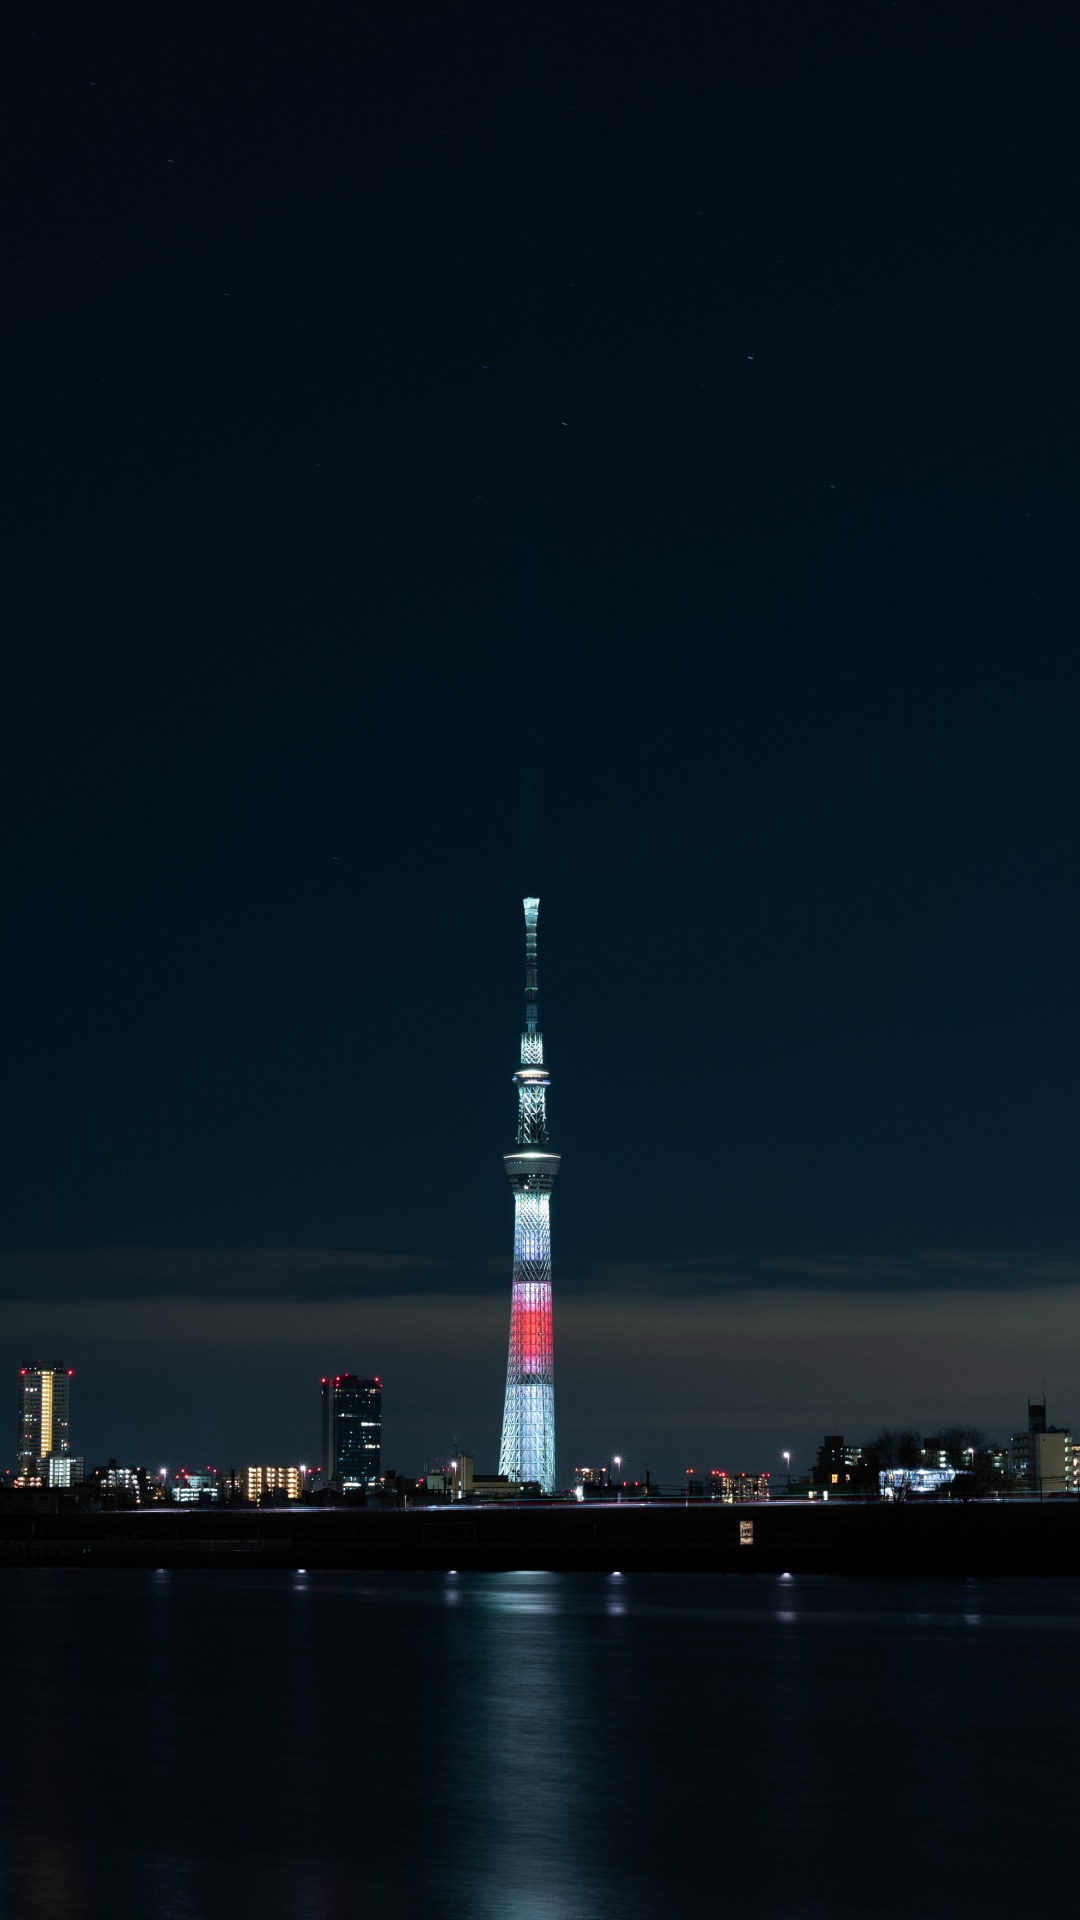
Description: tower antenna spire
xmin=523 ymin=895 xmax=540 ymax=1036
xmin=498 ymin=896 xmax=559 ymax=1493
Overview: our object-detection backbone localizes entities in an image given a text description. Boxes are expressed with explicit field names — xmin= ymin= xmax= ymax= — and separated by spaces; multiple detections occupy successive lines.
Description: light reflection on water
xmin=1 ymin=1571 xmax=1078 ymax=1918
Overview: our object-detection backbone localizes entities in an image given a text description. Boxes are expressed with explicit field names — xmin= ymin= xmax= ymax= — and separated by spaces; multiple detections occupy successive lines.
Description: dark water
xmin=2 ymin=1571 xmax=1077 ymax=1918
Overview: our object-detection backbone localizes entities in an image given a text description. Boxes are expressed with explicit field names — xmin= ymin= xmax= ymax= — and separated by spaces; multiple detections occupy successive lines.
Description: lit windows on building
xmin=667 ymin=1469 xmax=767 ymax=1502
xmin=705 ymin=1471 xmax=770 ymax=1503
xmin=83 ymin=1460 xmax=148 ymax=1504
xmin=731 ymin=1473 xmax=770 ymax=1503
xmin=244 ymin=1466 xmax=303 ymax=1502
xmin=321 ymin=1375 xmax=382 ymax=1489
xmin=43 ymin=1455 xmax=84 ymax=1489
xmin=170 ymin=1471 xmax=220 ymax=1504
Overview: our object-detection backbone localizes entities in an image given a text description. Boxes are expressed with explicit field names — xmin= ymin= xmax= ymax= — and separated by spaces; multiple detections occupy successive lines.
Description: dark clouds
xmin=4 ymin=1246 xmax=1080 ymax=1305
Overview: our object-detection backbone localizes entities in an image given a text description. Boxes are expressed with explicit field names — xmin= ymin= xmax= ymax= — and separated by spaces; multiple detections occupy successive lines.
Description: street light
xmin=782 ymin=1450 xmax=791 ymax=1493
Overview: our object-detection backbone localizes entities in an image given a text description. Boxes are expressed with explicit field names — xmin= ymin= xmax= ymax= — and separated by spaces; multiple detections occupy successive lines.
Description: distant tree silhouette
xmin=931 ymin=1425 xmax=988 ymax=1469
xmin=858 ymin=1424 xmax=1005 ymax=1496
xmin=862 ymin=1427 xmax=923 ymax=1474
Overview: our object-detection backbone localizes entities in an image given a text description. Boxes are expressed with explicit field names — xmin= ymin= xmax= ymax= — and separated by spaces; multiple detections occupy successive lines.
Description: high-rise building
xmin=321 ymin=1375 xmax=382 ymax=1489
xmin=498 ymin=897 xmax=559 ymax=1495
xmin=16 ymin=1363 xmax=73 ymax=1484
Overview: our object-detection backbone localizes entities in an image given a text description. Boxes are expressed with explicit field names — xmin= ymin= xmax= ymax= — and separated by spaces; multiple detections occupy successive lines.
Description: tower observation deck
xmin=498 ymin=896 xmax=559 ymax=1493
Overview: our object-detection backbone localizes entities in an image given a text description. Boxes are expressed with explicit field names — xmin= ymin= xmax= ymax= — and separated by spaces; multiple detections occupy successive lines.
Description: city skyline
xmin=4 ymin=1305 xmax=1068 ymax=1497
xmin=8 ymin=1339 xmax=1071 ymax=1500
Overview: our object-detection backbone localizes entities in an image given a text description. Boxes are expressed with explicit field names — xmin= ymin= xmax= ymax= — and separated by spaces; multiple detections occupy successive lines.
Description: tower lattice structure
xmin=498 ymin=897 xmax=560 ymax=1494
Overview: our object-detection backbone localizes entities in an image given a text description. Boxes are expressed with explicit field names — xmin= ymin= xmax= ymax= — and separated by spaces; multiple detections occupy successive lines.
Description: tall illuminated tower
xmin=498 ymin=897 xmax=560 ymax=1493
xmin=16 ymin=1362 xmax=72 ymax=1484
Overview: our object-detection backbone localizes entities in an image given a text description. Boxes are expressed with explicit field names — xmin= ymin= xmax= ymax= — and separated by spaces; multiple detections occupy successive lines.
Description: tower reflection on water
xmin=2 ymin=1571 xmax=1078 ymax=1918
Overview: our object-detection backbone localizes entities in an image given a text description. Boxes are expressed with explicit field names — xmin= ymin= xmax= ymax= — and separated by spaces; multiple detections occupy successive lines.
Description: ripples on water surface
xmin=2 ymin=1570 xmax=1077 ymax=1918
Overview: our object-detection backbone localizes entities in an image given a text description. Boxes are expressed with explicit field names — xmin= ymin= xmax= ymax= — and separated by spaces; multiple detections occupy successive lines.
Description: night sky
xmin=4 ymin=5 xmax=1079 ymax=1482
